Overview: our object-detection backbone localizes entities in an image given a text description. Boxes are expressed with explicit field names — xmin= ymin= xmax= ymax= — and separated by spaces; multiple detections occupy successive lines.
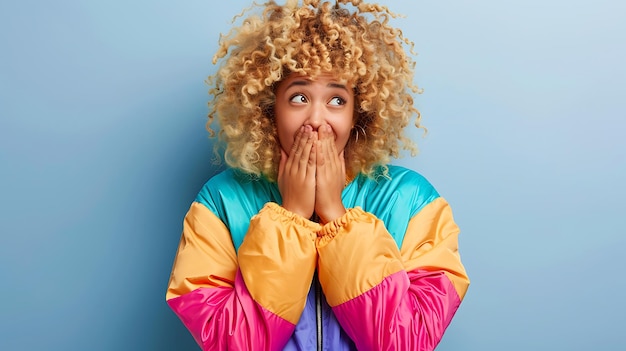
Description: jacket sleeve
xmin=316 ymin=197 xmax=469 ymax=351
xmin=166 ymin=202 xmax=320 ymax=351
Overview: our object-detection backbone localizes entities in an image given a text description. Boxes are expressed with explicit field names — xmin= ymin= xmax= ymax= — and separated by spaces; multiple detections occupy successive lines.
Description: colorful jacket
xmin=166 ymin=165 xmax=469 ymax=351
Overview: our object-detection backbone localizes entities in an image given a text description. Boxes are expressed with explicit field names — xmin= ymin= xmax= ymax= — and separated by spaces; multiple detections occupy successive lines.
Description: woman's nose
xmin=306 ymin=103 xmax=325 ymax=130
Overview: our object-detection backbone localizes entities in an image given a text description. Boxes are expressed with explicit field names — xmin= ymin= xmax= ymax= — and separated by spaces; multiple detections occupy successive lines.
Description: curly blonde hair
xmin=207 ymin=0 xmax=423 ymax=181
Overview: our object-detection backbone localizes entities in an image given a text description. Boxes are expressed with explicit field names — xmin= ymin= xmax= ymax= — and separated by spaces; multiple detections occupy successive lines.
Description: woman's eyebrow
xmin=327 ymin=82 xmax=348 ymax=92
xmin=285 ymin=80 xmax=310 ymax=90
xmin=284 ymin=80 xmax=349 ymax=92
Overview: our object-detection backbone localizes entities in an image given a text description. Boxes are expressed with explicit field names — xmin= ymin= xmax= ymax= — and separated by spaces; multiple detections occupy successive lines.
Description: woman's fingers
xmin=278 ymin=148 xmax=287 ymax=180
xmin=326 ymin=126 xmax=339 ymax=170
xmin=287 ymin=126 xmax=304 ymax=170
xmin=339 ymin=150 xmax=346 ymax=178
xmin=307 ymin=132 xmax=317 ymax=176
xmin=314 ymin=124 xmax=347 ymax=223
xmin=298 ymin=130 xmax=315 ymax=173
xmin=288 ymin=126 xmax=315 ymax=175
xmin=278 ymin=125 xmax=317 ymax=219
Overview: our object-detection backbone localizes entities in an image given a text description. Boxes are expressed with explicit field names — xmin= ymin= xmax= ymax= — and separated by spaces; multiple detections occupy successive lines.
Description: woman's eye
xmin=290 ymin=94 xmax=307 ymax=104
xmin=329 ymin=97 xmax=346 ymax=106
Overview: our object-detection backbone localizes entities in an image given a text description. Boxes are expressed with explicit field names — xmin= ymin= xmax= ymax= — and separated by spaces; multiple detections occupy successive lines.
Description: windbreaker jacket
xmin=166 ymin=165 xmax=469 ymax=351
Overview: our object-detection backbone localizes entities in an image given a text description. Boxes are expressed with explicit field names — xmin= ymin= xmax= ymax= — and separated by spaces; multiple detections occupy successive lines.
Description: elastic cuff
xmin=260 ymin=202 xmax=322 ymax=232
xmin=317 ymin=207 xmax=369 ymax=245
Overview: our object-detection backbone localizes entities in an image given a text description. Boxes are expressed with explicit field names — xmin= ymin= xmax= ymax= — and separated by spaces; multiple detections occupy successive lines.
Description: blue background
xmin=1 ymin=0 xmax=624 ymax=350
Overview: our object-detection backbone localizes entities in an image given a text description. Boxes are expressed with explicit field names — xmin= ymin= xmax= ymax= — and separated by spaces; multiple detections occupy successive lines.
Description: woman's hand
xmin=278 ymin=125 xmax=317 ymax=219
xmin=314 ymin=124 xmax=347 ymax=223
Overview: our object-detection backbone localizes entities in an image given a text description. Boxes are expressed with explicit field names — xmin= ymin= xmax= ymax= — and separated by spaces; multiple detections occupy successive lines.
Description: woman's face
xmin=274 ymin=73 xmax=355 ymax=155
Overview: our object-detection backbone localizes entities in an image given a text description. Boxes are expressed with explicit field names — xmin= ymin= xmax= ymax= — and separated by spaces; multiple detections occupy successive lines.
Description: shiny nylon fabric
xmin=331 ymin=270 xmax=461 ymax=351
xmin=283 ymin=282 xmax=356 ymax=350
xmin=191 ymin=165 xmax=446 ymax=349
xmin=167 ymin=271 xmax=296 ymax=350
xmin=196 ymin=166 xmax=439 ymax=252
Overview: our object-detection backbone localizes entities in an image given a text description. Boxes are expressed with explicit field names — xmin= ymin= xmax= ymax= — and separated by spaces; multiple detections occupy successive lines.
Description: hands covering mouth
xmin=278 ymin=124 xmax=347 ymax=223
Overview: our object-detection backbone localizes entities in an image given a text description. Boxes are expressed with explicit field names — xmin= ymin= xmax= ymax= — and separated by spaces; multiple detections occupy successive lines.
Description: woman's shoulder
xmin=194 ymin=168 xmax=276 ymax=211
xmin=201 ymin=168 xmax=269 ymax=190
xmin=379 ymin=165 xmax=439 ymax=195
xmin=371 ymin=165 xmax=441 ymax=217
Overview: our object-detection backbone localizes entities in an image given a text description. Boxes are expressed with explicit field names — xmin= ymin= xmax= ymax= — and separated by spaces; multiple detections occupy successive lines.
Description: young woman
xmin=166 ymin=1 xmax=469 ymax=350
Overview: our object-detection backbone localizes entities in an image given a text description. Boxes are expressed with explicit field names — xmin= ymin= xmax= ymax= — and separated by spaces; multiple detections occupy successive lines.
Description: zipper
xmin=311 ymin=213 xmax=323 ymax=351
xmin=315 ymin=271 xmax=323 ymax=351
